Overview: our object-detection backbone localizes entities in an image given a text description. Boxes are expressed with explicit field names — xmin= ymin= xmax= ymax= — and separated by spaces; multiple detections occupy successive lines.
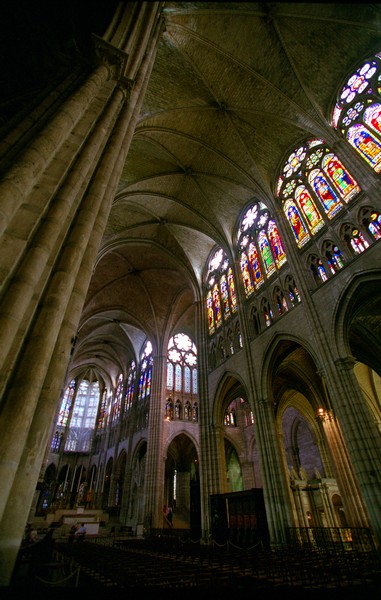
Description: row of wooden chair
xmin=54 ymin=535 xmax=381 ymax=591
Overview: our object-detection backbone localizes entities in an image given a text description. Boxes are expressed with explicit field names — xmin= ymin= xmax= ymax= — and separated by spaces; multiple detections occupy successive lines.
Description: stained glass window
xmin=175 ymin=364 xmax=182 ymax=391
xmin=184 ymin=365 xmax=191 ymax=393
xmin=97 ymin=389 xmax=108 ymax=430
xmin=308 ymin=168 xmax=343 ymax=218
xmin=277 ymin=140 xmax=360 ymax=247
xmin=124 ymin=361 xmax=136 ymax=413
xmin=192 ymin=402 xmax=198 ymax=422
xmin=205 ymin=247 xmax=238 ymax=335
xmin=192 ymin=367 xmax=198 ymax=394
xmin=274 ymin=287 xmax=288 ymax=316
xmin=184 ymin=401 xmax=191 ymax=420
xmin=322 ymin=241 xmax=345 ymax=274
xmin=295 ymin=186 xmax=323 ymax=234
xmin=258 ymin=230 xmax=276 ymax=276
xmin=284 ymin=199 xmax=309 ymax=246
xmin=322 ymin=154 xmax=359 ymax=201
xmin=112 ymin=374 xmax=124 ymax=424
xmin=309 ymin=255 xmax=328 ymax=283
xmin=167 ymin=362 xmax=174 ymax=389
xmin=285 ymin=275 xmax=301 ymax=306
xmin=238 ymin=201 xmax=287 ymax=298
xmin=50 ymin=430 xmax=63 ymax=453
xmin=166 ymin=333 xmax=197 ymax=397
xmin=138 ymin=341 xmax=153 ymax=400
xmin=64 ymin=378 xmax=100 ymax=452
xmin=342 ymin=225 xmax=370 ymax=255
xmin=360 ymin=207 xmax=381 ymax=240
xmin=332 ymin=52 xmax=381 ymax=173
xmin=261 ymin=298 xmax=273 ymax=327
xmin=58 ymin=379 xmax=76 ymax=427
xmin=165 ymin=399 xmax=174 ymax=420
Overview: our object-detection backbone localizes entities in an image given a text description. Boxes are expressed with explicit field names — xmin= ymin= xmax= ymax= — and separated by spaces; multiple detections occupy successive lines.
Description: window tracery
xmin=112 ymin=374 xmax=124 ymax=424
xmin=124 ymin=361 xmax=136 ymax=414
xmin=165 ymin=333 xmax=198 ymax=422
xmin=321 ymin=240 xmax=345 ymax=274
xmin=97 ymin=389 xmax=109 ymax=431
xmin=206 ymin=247 xmax=238 ymax=335
xmin=277 ymin=140 xmax=360 ymax=248
xmin=138 ymin=341 xmax=153 ymax=401
xmin=359 ymin=206 xmax=381 ymax=240
xmin=64 ymin=378 xmax=100 ymax=452
xmin=260 ymin=297 xmax=273 ymax=327
xmin=332 ymin=52 xmax=381 ymax=173
xmin=284 ymin=275 xmax=301 ymax=306
xmin=274 ymin=286 xmax=288 ymax=316
xmin=238 ymin=201 xmax=287 ymax=299
xmin=308 ymin=254 xmax=329 ymax=284
xmin=341 ymin=223 xmax=370 ymax=255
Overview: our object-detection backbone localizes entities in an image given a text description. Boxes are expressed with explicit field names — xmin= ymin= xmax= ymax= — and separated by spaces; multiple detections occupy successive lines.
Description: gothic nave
xmin=0 ymin=1 xmax=381 ymax=592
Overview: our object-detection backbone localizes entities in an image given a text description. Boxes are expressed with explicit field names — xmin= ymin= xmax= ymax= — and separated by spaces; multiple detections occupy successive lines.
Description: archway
xmin=102 ymin=458 xmax=113 ymax=510
xmin=36 ymin=463 xmax=57 ymax=516
xmin=216 ymin=376 xmax=260 ymax=493
xmin=270 ymin=339 xmax=350 ymax=530
xmin=165 ymin=433 xmax=201 ymax=540
xmin=224 ymin=438 xmax=243 ymax=492
xmin=128 ymin=441 xmax=147 ymax=535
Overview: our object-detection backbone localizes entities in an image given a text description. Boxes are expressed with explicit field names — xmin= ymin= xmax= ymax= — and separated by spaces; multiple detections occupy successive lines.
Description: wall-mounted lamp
xmin=316 ymin=407 xmax=334 ymax=422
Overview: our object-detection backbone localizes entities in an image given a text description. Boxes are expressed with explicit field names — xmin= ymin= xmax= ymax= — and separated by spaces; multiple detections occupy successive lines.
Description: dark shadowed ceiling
xmin=2 ymin=2 xmax=381 ymax=385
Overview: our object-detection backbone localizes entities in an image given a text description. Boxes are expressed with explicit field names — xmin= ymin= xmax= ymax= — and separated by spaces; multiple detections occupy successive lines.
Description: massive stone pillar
xmin=194 ymin=299 xmax=223 ymax=538
xmin=143 ymin=353 xmax=166 ymax=531
xmin=0 ymin=2 xmax=164 ymax=585
xmin=254 ymin=396 xmax=294 ymax=544
xmin=325 ymin=356 xmax=381 ymax=546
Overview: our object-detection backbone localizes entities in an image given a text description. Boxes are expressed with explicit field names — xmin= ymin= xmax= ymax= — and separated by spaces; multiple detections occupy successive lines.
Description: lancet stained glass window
xmin=360 ymin=207 xmax=381 ymax=240
xmin=124 ymin=361 xmax=136 ymax=413
xmin=138 ymin=341 xmax=153 ymax=400
xmin=112 ymin=374 xmax=124 ymax=424
xmin=238 ymin=201 xmax=287 ymax=298
xmin=65 ymin=379 xmax=100 ymax=452
xmin=58 ymin=379 xmax=76 ymax=427
xmin=332 ymin=52 xmax=381 ymax=173
xmin=206 ymin=247 xmax=238 ymax=335
xmin=166 ymin=333 xmax=197 ymax=395
xmin=277 ymin=140 xmax=360 ymax=247
xmin=97 ymin=389 xmax=108 ymax=430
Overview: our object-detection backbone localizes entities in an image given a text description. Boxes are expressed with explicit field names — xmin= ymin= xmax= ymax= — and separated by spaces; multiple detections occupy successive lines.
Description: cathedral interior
xmin=1 ymin=1 xmax=381 ymax=594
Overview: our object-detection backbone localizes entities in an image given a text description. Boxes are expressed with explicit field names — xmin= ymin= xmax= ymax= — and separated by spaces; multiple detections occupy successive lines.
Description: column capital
xmin=257 ymin=397 xmax=274 ymax=407
xmin=92 ymin=34 xmax=129 ymax=81
xmin=117 ymin=77 xmax=134 ymax=99
xmin=334 ymin=355 xmax=357 ymax=372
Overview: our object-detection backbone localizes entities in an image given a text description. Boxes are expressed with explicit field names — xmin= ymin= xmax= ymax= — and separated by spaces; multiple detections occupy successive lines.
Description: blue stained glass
xmin=184 ymin=366 xmax=190 ymax=393
xmin=167 ymin=362 xmax=174 ymax=389
xmin=175 ymin=364 xmax=182 ymax=391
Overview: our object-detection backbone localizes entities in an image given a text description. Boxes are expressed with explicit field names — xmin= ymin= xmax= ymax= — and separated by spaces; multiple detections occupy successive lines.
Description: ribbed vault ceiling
xmin=78 ymin=2 xmax=381 ymax=384
xmin=5 ymin=2 xmax=381 ymax=384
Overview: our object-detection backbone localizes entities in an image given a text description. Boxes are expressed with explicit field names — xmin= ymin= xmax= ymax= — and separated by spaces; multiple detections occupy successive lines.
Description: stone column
xmin=143 ymin=353 xmax=166 ymax=531
xmin=325 ymin=356 xmax=381 ymax=545
xmin=317 ymin=410 xmax=370 ymax=529
xmin=255 ymin=397 xmax=294 ymax=545
xmin=0 ymin=3 xmax=164 ymax=585
xmin=0 ymin=83 xmax=124 ymax=383
xmin=194 ymin=298 xmax=222 ymax=538
xmin=0 ymin=64 xmax=112 ymax=237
